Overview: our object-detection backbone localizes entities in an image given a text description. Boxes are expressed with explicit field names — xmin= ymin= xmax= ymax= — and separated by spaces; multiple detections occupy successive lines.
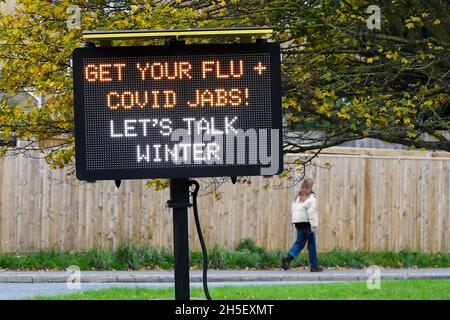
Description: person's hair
xmin=298 ymin=178 xmax=314 ymax=202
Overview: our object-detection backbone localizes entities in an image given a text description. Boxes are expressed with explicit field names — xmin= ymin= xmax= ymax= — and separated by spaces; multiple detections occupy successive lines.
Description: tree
xmin=0 ymin=0 xmax=448 ymax=173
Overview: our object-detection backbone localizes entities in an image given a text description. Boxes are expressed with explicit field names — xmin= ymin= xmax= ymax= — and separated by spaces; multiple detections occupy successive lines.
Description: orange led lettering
xmin=202 ymin=61 xmax=215 ymax=79
xmin=137 ymin=63 xmax=150 ymax=80
xmin=254 ymin=62 xmax=266 ymax=75
xmin=85 ymin=64 xmax=98 ymax=82
xmin=230 ymin=60 xmax=244 ymax=78
xmin=135 ymin=91 xmax=148 ymax=108
xmin=202 ymin=60 xmax=244 ymax=79
xmin=86 ymin=63 xmax=126 ymax=82
xmin=215 ymin=89 xmax=227 ymax=106
xmin=163 ymin=90 xmax=176 ymax=108
xmin=244 ymin=88 xmax=249 ymax=105
xmin=216 ymin=61 xmax=229 ymax=79
xmin=229 ymin=89 xmax=242 ymax=106
xmin=164 ymin=62 xmax=177 ymax=80
xmin=187 ymin=89 xmax=248 ymax=107
xmin=151 ymin=91 xmax=160 ymax=108
xmin=187 ymin=90 xmax=200 ymax=107
xmin=113 ymin=63 xmax=126 ymax=81
xmin=151 ymin=63 xmax=164 ymax=80
xmin=201 ymin=90 xmax=214 ymax=106
xmin=106 ymin=90 xmax=178 ymax=109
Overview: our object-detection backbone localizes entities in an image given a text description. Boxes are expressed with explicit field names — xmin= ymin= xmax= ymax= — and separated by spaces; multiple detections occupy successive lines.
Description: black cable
xmin=189 ymin=179 xmax=212 ymax=300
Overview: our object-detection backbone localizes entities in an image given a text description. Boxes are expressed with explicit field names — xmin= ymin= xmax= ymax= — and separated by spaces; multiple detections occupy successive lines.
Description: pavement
xmin=0 ymin=268 xmax=448 ymax=299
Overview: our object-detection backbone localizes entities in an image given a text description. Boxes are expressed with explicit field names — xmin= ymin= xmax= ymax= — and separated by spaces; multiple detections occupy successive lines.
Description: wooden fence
xmin=0 ymin=147 xmax=449 ymax=253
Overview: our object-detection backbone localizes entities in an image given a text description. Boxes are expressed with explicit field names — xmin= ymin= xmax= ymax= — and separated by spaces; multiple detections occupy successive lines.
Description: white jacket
xmin=291 ymin=194 xmax=319 ymax=227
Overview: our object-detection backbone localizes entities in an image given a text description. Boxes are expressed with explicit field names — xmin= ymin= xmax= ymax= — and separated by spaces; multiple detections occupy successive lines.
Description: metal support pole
xmin=169 ymin=178 xmax=191 ymax=300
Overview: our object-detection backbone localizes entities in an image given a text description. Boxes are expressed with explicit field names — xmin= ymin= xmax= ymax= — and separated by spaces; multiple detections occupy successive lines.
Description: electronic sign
xmin=73 ymin=43 xmax=282 ymax=180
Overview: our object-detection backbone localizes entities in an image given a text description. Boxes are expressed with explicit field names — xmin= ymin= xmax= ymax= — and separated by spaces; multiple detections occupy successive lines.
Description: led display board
xmin=73 ymin=43 xmax=282 ymax=180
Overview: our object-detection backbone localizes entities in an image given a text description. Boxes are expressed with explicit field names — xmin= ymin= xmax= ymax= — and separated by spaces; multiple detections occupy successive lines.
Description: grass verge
xmin=1 ymin=239 xmax=448 ymax=270
xmin=36 ymin=280 xmax=450 ymax=300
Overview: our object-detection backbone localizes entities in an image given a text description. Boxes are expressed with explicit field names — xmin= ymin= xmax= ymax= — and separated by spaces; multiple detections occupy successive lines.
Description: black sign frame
xmin=73 ymin=43 xmax=282 ymax=181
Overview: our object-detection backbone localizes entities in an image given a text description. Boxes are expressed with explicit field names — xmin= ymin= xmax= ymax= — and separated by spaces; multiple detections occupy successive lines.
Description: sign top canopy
xmin=82 ymin=27 xmax=273 ymax=42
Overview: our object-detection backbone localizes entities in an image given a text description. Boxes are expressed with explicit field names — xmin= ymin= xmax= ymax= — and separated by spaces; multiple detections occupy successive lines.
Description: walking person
xmin=281 ymin=178 xmax=323 ymax=272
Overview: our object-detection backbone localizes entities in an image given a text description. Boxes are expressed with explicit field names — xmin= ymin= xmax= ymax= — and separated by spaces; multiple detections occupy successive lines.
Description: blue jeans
xmin=288 ymin=225 xmax=318 ymax=268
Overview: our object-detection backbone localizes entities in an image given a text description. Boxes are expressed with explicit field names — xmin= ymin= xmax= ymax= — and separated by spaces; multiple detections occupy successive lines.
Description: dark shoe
xmin=310 ymin=266 xmax=323 ymax=272
xmin=281 ymin=255 xmax=294 ymax=270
